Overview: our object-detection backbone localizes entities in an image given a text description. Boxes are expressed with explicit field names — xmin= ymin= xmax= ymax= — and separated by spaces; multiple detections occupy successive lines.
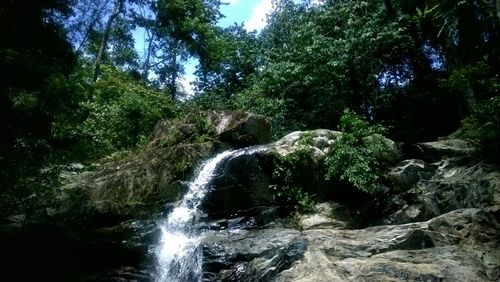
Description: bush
xmin=52 ymin=66 xmax=178 ymax=157
xmin=456 ymin=96 xmax=500 ymax=163
xmin=271 ymin=147 xmax=316 ymax=215
xmin=325 ymin=110 xmax=390 ymax=193
xmin=233 ymin=87 xmax=299 ymax=140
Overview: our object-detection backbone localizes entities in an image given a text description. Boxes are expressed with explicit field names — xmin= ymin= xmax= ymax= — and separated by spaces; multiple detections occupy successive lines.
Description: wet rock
xmin=203 ymin=130 xmax=400 ymax=217
xmin=198 ymin=205 xmax=499 ymax=282
xmin=202 ymin=227 xmax=307 ymax=281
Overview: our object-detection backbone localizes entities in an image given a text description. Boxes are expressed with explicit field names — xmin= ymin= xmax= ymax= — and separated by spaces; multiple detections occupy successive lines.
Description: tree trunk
xmin=142 ymin=29 xmax=155 ymax=81
xmin=76 ymin=3 xmax=107 ymax=57
xmin=497 ymin=0 xmax=500 ymax=21
xmin=168 ymin=43 xmax=179 ymax=101
xmin=93 ymin=0 xmax=124 ymax=82
xmin=384 ymin=0 xmax=394 ymax=17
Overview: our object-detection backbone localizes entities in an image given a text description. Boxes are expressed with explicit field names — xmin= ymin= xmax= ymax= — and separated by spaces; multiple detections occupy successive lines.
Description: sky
xmin=179 ymin=0 xmax=275 ymax=95
xmin=219 ymin=0 xmax=274 ymax=31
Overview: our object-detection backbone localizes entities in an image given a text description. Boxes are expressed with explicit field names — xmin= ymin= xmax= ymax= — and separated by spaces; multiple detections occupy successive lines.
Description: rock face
xmin=199 ymin=203 xmax=499 ymax=282
xmin=58 ymin=110 xmax=272 ymax=220
xmin=11 ymin=122 xmax=500 ymax=282
xmin=149 ymin=110 xmax=271 ymax=148
xmin=198 ymin=138 xmax=500 ymax=281
xmin=275 ymin=206 xmax=499 ymax=282
xmin=405 ymin=138 xmax=480 ymax=161
xmin=385 ymin=157 xmax=500 ymax=225
xmin=203 ymin=129 xmax=399 ymax=217
xmin=208 ymin=110 xmax=272 ymax=146
xmin=202 ymin=225 xmax=307 ymax=281
xmin=60 ymin=142 xmax=214 ymax=218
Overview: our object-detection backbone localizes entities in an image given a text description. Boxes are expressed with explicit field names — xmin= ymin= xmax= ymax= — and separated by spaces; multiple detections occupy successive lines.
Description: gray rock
xmin=300 ymin=203 xmax=347 ymax=230
xmin=276 ymin=207 xmax=500 ymax=282
xmin=148 ymin=110 xmax=271 ymax=149
xmin=386 ymin=159 xmax=430 ymax=189
xmin=411 ymin=139 xmax=480 ymax=161
xmin=208 ymin=110 xmax=271 ymax=146
xmin=386 ymin=159 xmax=500 ymax=224
xmin=199 ymin=206 xmax=499 ymax=282
xmin=202 ymin=227 xmax=307 ymax=281
xmin=202 ymin=129 xmax=401 ymax=217
xmin=269 ymin=130 xmax=341 ymax=160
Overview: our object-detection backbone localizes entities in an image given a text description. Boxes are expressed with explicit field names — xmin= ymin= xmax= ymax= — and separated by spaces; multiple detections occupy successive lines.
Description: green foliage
xmin=325 ymin=110 xmax=389 ymax=193
xmin=53 ymin=65 xmax=177 ymax=157
xmin=249 ymin=0 xmax=414 ymax=130
xmin=192 ymin=83 xmax=295 ymax=140
xmin=0 ymin=157 xmax=63 ymax=220
xmin=195 ymin=24 xmax=260 ymax=96
xmin=456 ymin=96 xmax=500 ymax=163
xmin=271 ymin=147 xmax=316 ymax=215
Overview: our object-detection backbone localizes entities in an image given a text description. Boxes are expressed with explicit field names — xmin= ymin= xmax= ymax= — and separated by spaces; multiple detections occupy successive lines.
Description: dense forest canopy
xmin=0 ymin=0 xmax=499 ymax=216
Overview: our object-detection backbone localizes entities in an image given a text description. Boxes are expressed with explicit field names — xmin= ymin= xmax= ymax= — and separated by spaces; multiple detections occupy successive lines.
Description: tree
xmin=154 ymin=0 xmax=222 ymax=99
xmin=249 ymin=0 xmax=414 ymax=129
xmin=0 ymin=0 xmax=76 ymax=216
xmin=93 ymin=0 xmax=125 ymax=82
xmin=0 ymin=0 xmax=75 ymax=144
xmin=194 ymin=24 xmax=260 ymax=96
xmin=65 ymin=0 xmax=108 ymax=57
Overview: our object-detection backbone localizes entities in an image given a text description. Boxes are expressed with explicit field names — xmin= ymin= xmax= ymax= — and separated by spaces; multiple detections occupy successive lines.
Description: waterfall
xmin=155 ymin=146 xmax=263 ymax=282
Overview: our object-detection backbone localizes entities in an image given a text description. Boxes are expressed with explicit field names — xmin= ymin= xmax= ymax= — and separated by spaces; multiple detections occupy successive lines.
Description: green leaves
xmin=325 ymin=110 xmax=389 ymax=193
xmin=272 ymin=146 xmax=317 ymax=214
xmin=52 ymin=65 xmax=177 ymax=156
xmin=245 ymin=0 xmax=415 ymax=130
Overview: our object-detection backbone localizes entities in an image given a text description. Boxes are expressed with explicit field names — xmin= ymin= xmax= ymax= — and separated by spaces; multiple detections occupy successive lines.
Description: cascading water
xmin=154 ymin=147 xmax=263 ymax=282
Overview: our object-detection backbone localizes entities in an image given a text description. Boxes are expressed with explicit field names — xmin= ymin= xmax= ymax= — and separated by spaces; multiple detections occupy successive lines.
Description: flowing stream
xmin=154 ymin=147 xmax=264 ymax=282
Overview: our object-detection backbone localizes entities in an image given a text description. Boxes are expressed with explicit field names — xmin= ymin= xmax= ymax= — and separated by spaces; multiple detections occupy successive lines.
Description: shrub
xmin=52 ymin=66 xmax=177 ymax=157
xmin=325 ymin=110 xmax=390 ymax=193
xmin=271 ymin=147 xmax=316 ymax=215
xmin=456 ymin=96 xmax=500 ymax=163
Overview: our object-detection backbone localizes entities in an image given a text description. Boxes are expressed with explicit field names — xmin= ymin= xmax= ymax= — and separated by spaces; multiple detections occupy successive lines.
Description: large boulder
xmin=405 ymin=138 xmax=480 ymax=162
xmin=198 ymin=203 xmax=499 ymax=282
xmin=202 ymin=226 xmax=307 ymax=281
xmin=208 ymin=110 xmax=271 ymax=146
xmin=59 ymin=142 xmax=213 ymax=220
xmin=149 ymin=110 xmax=271 ymax=149
xmin=57 ymin=110 xmax=272 ymax=221
xmin=270 ymin=130 xmax=399 ymax=162
xmin=385 ymin=158 xmax=500 ymax=225
xmin=386 ymin=159 xmax=432 ymax=190
xmin=202 ymin=129 xmax=400 ymax=218
xmin=197 ymin=135 xmax=499 ymax=281
xmin=203 ymin=152 xmax=275 ymax=218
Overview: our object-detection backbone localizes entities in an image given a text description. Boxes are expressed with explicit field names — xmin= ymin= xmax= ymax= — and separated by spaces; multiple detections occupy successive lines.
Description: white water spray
xmin=155 ymin=147 xmax=263 ymax=282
